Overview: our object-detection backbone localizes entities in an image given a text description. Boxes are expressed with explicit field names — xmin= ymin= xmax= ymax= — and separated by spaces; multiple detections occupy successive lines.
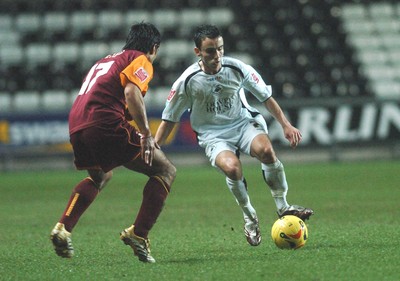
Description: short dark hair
xmin=123 ymin=22 xmax=161 ymax=53
xmin=193 ymin=24 xmax=221 ymax=49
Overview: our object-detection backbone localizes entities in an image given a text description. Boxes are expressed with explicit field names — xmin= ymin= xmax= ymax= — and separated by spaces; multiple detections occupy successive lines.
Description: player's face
xmin=195 ymin=36 xmax=224 ymax=74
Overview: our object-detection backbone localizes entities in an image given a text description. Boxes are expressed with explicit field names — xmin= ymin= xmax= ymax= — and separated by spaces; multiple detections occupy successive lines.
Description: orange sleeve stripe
xmin=120 ymin=54 xmax=153 ymax=94
xmin=65 ymin=193 xmax=80 ymax=216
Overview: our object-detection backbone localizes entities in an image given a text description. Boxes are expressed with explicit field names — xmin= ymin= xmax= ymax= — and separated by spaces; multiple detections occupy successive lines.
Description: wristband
xmin=139 ymin=133 xmax=152 ymax=139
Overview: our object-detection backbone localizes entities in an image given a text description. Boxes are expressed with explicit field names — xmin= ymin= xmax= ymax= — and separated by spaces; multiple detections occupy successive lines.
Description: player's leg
xmin=215 ymin=151 xmax=257 ymax=219
xmin=213 ymin=149 xmax=260 ymax=246
xmin=250 ymin=134 xmax=290 ymax=210
xmin=50 ymin=169 xmax=112 ymax=258
xmin=250 ymin=134 xmax=313 ymax=220
xmin=121 ymin=148 xmax=176 ymax=262
xmin=50 ymin=128 xmax=114 ymax=258
xmin=54 ymin=128 xmax=115 ymax=232
xmin=61 ymin=169 xmax=112 ymax=230
xmin=124 ymin=148 xmax=176 ymax=238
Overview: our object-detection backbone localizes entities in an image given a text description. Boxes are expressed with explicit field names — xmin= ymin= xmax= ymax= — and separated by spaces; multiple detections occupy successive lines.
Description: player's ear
xmin=194 ymin=47 xmax=201 ymax=57
xmin=150 ymin=44 xmax=160 ymax=55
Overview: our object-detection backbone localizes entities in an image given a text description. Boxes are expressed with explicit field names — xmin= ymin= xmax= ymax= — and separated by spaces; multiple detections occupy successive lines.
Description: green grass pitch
xmin=0 ymin=160 xmax=399 ymax=281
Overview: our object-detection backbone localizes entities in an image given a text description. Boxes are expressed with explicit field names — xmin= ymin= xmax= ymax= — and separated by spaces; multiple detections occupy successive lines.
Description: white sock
xmin=225 ymin=177 xmax=257 ymax=220
xmin=261 ymin=159 xmax=289 ymax=211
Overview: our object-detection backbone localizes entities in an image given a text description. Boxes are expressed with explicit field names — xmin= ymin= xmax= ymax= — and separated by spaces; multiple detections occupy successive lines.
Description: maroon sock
xmin=59 ymin=178 xmax=99 ymax=232
xmin=134 ymin=176 xmax=170 ymax=238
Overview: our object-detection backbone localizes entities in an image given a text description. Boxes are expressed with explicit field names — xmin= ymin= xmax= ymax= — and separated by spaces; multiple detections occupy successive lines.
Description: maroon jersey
xmin=69 ymin=50 xmax=154 ymax=135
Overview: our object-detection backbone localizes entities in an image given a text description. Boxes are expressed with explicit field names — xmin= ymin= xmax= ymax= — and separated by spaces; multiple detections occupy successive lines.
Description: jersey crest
xmin=212 ymin=84 xmax=223 ymax=94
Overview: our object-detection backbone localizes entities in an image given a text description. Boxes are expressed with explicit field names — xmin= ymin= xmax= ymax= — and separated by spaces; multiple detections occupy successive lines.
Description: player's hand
xmin=284 ymin=126 xmax=302 ymax=148
xmin=140 ymin=135 xmax=155 ymax=166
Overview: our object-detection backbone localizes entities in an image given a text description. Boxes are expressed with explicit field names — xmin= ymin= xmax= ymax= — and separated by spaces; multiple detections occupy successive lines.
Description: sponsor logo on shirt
xmin=167 ymin=90 xmax=176 ymax=101
xmin=206 ymin=97 xmax=233 ymax=113
xmin=206 ymin=75 xmax=223 ymax=82
xmin=134 ymin=67 xmax=149 ymax=82
xmin=251 ymin=73 xmax=259 ymax=84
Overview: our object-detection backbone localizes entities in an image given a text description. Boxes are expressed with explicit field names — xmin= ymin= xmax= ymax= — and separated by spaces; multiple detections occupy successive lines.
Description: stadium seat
xmin=153 ymin=9 xmax=178 ymax=28
xmin=70 ymin=11 xmax=97 ymax=40
xmin=43 ymin=12 xmax=68 ymax=40
xmin=206 ymin=8 xmax=234 ymax=27
xmin=13 ymin=90 xmax=41 ymax=111
xmin=341 ymin=2 xmax=400 ymax=99
xmin=80 ymin=42 xmax=110 ymax=70
xmin=341 ymin=4 xmax=368 ymax=19
xmin=69 ymin=89 xmax=79 ymax=105
xmin=42 ymin=89 xmax=70 ymax=111
xmin=152 ymin=9 xmax=179 ymax=35
xmin=342 ymin=20 xmax=374 ymax=35
xmin=53 ymin=43 xmax=79 ymax=65
xmin=388 ymin=49 xmax=400 ymax=64
xmin=0 ymin=92 xmax=12 ymax=113
xmin=369 ymin=2 xmax=394 ymax=18
xmin=25 ymin=43 xmax=52 ymax=68
xmin=125 ymin=10 xmax=152 ymax=27
xmin=179 ymin=9 xmax=205 ymax=36
xmin=15 ymin=13 xmax=41 ymax=34
xmin=97 ymin=10 xmax=124 ymax=40
xmin=109 ymin=41 xmax=125 ymax=54
xmin=335 ymin=81 xmax=362 ymax=97
xmin=159 ymin=40 xmax=193 ymax=60
xmin=229 ymin=52 xmax=255 ymax=65
xmin=316 ymin=36 xmax=340 ymax=52
xmin=362 ymin=65 xmax=397 ymax=81
xmin=356 ymin=49 xmax=388 ymax=66
xmin=0 ymin=45 xmax=24 ymax=68
xmin=260 ymin=37 xmax=283 ymax=53
xmin=0 ymin=30 xmax=20 ymax=47
xmin=309 ymin=82 xmax=334 ymax=98
xmin=269 ymin=54 xmax=292 ymax=68
xmin=346 ymin=34 xmax=382 ymax=51
xmin=0 ymin=14 xmax=13 ymax=30
xmin=373 ymin=19 xmax=400 ymax=35
xmin=370 ymin=80 xmax=400 ymax=99
xmin=381 ymin=34 xmax=400 ymax=49
xmin=180 ymin=8 xmax=204 ymax=27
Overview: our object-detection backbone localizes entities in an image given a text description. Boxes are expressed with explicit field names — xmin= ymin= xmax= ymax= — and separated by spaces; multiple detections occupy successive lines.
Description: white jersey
xmin=161 ymin=56 xmax=272 ymax=141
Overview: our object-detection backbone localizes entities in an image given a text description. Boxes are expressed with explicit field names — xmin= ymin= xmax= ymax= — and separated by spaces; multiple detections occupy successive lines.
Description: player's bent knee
xmin=170 ymin=163 xmax=177 ymax=178
xmin=222 ymin=162 xmax=241 ymax=180
xmin=151 ymin=160 xmax=176 ymax=186
xmin=98 ymin=171 xmax=113 ymax=190
xmin=257 ymin=146 xmax=276 ymax=163
xmin=88 ymin=170 xmax=113 ymax=191
xmin=164 ymin=162 xmax=177 ymax=184
xmin=156 ymin=149 xmax=176 ymax=178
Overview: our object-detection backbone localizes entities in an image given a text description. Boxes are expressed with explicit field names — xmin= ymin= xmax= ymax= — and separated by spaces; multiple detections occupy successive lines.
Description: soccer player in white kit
xmin=155 ymin=24 xmax=313 ymax=246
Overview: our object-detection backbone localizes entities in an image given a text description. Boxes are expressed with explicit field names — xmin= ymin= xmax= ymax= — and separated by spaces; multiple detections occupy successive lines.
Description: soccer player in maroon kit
xmin=50 ymin=23 xmax=176 ymax=263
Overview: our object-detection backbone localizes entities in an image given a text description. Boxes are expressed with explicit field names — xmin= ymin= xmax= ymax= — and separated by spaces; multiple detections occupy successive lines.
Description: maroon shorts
xmin=70 ymin=120 xmax=141 ymax=172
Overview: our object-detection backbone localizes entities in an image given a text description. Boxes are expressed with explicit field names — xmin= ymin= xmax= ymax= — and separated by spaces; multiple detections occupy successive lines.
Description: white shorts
xmin=202 ymin=115 xmax=268 ymax=167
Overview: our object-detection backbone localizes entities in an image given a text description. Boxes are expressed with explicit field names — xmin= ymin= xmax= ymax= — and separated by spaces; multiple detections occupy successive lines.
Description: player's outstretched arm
xmin=125 ymin=82 xmax=151 ymax=136
xmin=263 ymin=97 xmax=302 ymax=148
xmin=125 ymin=82 xmax=155 ymax=165
xmin=155 ymin=120 xmax=177 ymax=146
